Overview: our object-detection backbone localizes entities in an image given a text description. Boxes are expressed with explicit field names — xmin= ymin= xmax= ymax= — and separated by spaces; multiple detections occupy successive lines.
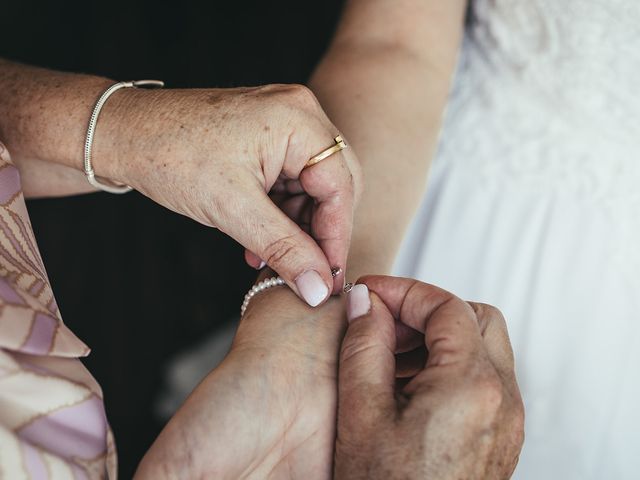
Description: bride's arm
xmin=310 ymin=0 xmax=467 ymax=276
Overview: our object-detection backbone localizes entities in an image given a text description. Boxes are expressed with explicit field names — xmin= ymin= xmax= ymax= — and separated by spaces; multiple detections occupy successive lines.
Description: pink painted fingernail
xmin=258 ymin=260 xmax=266 ymax=270
xmin=295 ymin=270 xmax=329 ymax=307
xmin=347 ymin=284 xmax=370 ymax=322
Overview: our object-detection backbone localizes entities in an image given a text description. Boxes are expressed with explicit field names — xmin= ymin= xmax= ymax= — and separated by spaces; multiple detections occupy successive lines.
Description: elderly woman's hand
xmin=94 ymin=84 xmax=360 ymax=305
xmin=335 ymin=276 xmax=525 ymax=479
xmin=1 ymin=58 xmax=360 ymax=305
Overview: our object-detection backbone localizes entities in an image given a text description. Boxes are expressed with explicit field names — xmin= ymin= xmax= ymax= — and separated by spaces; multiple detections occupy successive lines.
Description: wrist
xmin=90 ymin=86 xmax=159 ymax=187
xmin=237 ymin=283 xmax=346 ymax=375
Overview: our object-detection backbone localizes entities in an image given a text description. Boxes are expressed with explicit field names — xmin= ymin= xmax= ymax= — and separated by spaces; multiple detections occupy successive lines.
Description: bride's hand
xmin=135 ymin=282 xmax=345 ymax=479
xmin=96 ymin=85 xmax=361 ymax=304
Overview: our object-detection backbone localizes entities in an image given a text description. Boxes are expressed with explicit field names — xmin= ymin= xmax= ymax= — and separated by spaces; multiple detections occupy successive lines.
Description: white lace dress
xmin=393 ymin=1 xmax=640 ymax=478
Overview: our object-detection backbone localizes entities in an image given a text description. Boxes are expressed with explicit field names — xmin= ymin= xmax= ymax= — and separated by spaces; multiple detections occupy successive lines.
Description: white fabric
xmin=393 ymin=1 xmax=640 ymax=478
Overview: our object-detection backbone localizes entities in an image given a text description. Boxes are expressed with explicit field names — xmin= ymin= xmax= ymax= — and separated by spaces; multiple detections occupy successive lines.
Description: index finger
xmin=359 ymin=275 xmax=483 ymax=367
xmin=298 ymin=141 xmax=360 ymax=294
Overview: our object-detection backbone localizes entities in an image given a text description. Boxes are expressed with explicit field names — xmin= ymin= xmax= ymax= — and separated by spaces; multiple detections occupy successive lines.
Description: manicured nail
xmin=295 ymin=270 xmax=329 ymax=307
xmin=347 ymin=284 xmax=370 ymax=322
xmin=258 ymin=260 xmax=266 ymax=270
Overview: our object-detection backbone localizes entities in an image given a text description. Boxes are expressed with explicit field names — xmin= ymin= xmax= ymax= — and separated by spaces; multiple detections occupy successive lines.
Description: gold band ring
xmin=304 ymin=135 xmax=347 ymax=169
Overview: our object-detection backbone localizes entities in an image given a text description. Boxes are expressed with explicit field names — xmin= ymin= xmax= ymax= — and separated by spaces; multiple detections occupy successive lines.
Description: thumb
xmin=229 ymin=190 xmax=333 ymax=307
xmin=338 ymin=285 xmax=397 ymax=435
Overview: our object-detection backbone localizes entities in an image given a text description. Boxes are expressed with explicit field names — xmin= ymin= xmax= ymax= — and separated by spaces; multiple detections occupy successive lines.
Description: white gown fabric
xmin=393 ymin=1 xmax=640 ymax=478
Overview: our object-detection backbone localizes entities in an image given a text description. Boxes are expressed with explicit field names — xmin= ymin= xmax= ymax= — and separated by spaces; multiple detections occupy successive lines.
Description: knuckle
xmin=340 ymin=331 xmax=380 ymax=366
xmin=256 ymin=83 xmax=284 ymax=94
xmin=470 ymin=302 xmax=508 ymax=333
xmin=253 ymin=83 xmax=290 ymax=98
xmin=489 ymin=308 xmax=509 ymax=335
xmin=468 ymin=373 xmax=504 ymax=417
xmin=261 ymin=233 xmax=302 ymax=270
xmin=253 ymin=84 xmax=319 ymax=115
xmin=286 ymin=83 xmax=320 ymax=108
xmin=474 ymin=302 xmax=506 ymax=325
xmin=479 ymin=303 xmax=505 ymax=320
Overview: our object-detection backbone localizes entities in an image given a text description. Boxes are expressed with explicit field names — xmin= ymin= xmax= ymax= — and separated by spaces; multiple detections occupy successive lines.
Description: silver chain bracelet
xmin=83 ymin=79 xmax=164 ymax=194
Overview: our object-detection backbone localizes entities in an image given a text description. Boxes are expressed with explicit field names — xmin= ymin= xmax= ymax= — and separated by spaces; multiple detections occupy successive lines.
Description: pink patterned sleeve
xmin=0 ymin=143 xmax=117 ymax=479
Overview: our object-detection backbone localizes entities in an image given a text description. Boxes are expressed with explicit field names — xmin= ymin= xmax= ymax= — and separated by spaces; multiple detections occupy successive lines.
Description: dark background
xmin=0 ymin=1 xmax=343 ymax=476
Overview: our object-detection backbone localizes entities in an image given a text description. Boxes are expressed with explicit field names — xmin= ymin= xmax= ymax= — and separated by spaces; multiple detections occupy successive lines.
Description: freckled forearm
xmin=0 ymin=59 xmax=114 ymax=169
xmin=0 ymin=58 xmax=116 ymax=196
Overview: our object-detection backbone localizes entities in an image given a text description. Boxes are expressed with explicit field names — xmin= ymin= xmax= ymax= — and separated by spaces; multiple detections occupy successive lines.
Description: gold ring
xmin=304 ymin=135 xmax=347 ymax=169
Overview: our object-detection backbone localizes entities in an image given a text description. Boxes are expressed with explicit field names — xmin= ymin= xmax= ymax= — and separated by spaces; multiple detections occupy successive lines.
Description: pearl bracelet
xmin=240 ymin=276 xmax=287 ymax=317
xmin=240 ymin=268 xmax=353 ymax=317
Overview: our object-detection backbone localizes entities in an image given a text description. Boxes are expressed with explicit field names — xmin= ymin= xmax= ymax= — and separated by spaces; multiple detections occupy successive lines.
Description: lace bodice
xmin=438 ymin=0 xmax=640 ymax=272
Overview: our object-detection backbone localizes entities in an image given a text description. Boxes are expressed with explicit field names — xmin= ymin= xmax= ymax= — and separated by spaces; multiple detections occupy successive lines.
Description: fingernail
xmin=295 ymin=270 xmax=329 ymax=307
xmin=347 ymin=284 xmax=370 ymax=322
xmin=258 ymin=260 xmax=266 ymax=270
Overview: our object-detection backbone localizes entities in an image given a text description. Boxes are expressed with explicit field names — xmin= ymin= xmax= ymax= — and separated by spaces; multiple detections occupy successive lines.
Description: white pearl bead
xmin=240 ymin=276 xmax=287 ymax=316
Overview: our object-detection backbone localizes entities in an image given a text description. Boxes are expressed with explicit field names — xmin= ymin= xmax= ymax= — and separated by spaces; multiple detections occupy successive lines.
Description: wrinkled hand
xmin=98 ymin=84 xmax=361 ymax=304
xmin=335 ymin=276 xmax=525 ymax=479
xmin=136 ymin=280 xmax=345 ymax=479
